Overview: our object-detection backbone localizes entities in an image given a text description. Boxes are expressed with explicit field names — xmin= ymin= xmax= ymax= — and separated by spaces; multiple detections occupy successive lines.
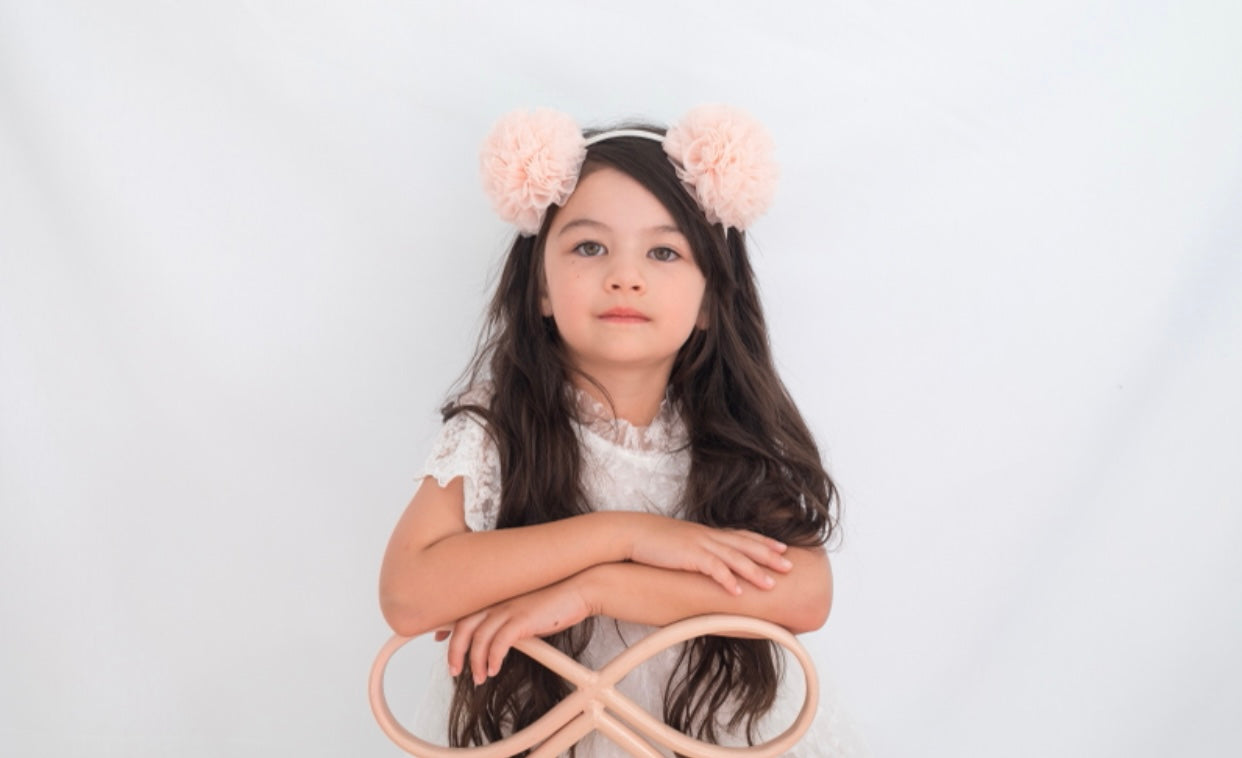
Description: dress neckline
xmin=569 ymin=386 xmax=686 ymax=453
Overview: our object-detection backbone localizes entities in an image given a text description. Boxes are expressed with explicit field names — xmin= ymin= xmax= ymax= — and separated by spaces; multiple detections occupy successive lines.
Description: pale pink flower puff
xmin=479 ymin=109 xmax=586 ymax=235
xmin=663 ymin=105 xmax=778 ymax=230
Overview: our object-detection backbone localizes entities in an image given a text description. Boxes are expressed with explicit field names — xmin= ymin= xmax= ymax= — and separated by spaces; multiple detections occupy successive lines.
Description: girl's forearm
xmin=432 ymin=545 xmax=831 ymax=684
xmin=381 ymin=509 xmax=634 ymax=637
xmin=380 ymin=478 xmax=797 ymax=637
xmin=577 ymin=546 xmax=832 ymax=634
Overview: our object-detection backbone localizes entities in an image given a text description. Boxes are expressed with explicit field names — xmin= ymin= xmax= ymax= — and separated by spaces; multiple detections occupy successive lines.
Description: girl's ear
xmin=696 ymin=305 xmax=709 ymax=330
xmin=541 ymin=292 xmax=553 ymax=317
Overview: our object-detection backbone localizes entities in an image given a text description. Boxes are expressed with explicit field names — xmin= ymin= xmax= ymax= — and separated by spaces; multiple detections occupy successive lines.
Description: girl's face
xmin=541 ymin=167 xmax=707 ymax=383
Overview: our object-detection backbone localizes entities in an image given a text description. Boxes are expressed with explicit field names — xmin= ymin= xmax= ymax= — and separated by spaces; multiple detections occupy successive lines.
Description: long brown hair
xmin=444 ymin=126 xmax=839 ymax=751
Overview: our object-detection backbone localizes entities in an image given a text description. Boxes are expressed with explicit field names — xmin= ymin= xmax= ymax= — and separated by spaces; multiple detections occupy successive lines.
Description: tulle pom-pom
xmin=663 ymin=105 xmax=778 ymax=230
xmin=479 ymin=109 xmax=586 ymax=235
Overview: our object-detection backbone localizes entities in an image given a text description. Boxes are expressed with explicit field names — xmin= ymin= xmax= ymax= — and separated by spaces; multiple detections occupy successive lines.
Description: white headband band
xmin=583 ymin=128 xmax=665 ymax=147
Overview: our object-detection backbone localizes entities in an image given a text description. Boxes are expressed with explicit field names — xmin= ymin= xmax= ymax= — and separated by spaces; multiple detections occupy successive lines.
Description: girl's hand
xmin=625 ymin=515 xmax=792 ymax=596
xmin=443 ymin=578 xmax=594 ymax=685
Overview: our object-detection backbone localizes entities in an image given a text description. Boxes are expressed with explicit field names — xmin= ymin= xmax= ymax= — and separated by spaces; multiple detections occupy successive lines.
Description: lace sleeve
xmin=420 ymin=410 xmax=502 ymax=532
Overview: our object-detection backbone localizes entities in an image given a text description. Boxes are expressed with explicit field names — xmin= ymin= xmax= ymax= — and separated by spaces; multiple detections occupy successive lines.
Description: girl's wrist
xmin=572 ymin=564 xmax=611 ymax=617
xmin=594 ymin=510 xmax=652 ymax=563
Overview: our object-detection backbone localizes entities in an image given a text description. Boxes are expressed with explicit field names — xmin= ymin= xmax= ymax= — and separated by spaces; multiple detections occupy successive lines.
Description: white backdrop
xmin=2 ymin=2 xmax=1240 ymax=756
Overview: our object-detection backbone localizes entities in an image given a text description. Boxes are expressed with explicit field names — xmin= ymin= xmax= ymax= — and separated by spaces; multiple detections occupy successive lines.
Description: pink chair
xmin=370 ymin=613 xmax=818 ymax=757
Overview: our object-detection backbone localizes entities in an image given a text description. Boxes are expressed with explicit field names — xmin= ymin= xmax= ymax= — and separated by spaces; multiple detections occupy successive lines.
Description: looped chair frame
xmin=370 ymin=613 xmax=818 ymax=758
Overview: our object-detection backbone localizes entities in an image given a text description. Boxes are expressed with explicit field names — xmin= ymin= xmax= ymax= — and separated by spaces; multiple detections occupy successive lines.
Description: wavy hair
xmin=444 ymin=126 xmax=838 ymax=752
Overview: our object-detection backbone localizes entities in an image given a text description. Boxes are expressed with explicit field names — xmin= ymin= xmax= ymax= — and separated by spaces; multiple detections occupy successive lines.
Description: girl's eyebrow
xmin=556 ymin=218 xmax=684 ymax=237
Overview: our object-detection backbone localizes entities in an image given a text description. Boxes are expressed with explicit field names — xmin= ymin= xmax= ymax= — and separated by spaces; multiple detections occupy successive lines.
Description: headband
xmin=479 ymin=105 xmax=778 ymax=235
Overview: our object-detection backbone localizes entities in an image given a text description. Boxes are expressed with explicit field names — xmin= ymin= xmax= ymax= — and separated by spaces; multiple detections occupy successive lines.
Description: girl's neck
xmin=570 ymin=370 xmax=671 ymax=427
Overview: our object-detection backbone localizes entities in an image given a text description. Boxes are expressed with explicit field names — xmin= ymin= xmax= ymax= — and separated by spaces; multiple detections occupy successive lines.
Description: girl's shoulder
xmin=450 ymin=381 xmax=495 ymax=410
xmin=422 ymin=382 xmax=501 ymax=531
xmin=431 ymin=381 xmax=496 ymax=462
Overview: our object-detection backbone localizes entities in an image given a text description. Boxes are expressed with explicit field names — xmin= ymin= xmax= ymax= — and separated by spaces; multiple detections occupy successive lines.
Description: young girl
xmin=381 ymin=106 xmax=862 ymax=756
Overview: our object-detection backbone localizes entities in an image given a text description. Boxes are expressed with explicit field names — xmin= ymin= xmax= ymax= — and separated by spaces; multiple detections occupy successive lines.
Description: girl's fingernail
xmin=780 ymin=558 xmax=793 ymax=569
xmin=764 ymin=575 xmax=775 ymax=587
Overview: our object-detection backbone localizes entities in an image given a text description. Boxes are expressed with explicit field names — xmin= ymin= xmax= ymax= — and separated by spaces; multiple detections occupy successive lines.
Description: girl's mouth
xmin=599 ymin=308 xmax=650 ymax=323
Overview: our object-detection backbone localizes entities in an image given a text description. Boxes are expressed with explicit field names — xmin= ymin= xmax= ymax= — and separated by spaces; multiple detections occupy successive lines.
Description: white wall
xmin=2 ymin=1 xmax=1239 ymax=756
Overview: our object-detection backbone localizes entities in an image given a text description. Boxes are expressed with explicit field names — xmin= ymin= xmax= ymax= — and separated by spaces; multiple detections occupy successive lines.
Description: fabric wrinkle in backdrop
xmin=1 ymin=2 xmax=1240 ymax=757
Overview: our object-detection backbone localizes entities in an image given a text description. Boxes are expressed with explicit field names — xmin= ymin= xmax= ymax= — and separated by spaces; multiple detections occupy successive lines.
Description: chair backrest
xmin=369 ymin=613 xmax=818 ymax=758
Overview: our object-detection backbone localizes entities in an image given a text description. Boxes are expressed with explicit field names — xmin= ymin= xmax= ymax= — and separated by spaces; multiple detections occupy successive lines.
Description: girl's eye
xmin=572 ymin=241 xmax=606 ymax=257
xmin=649 ymin=247 xmax=681 ymax=262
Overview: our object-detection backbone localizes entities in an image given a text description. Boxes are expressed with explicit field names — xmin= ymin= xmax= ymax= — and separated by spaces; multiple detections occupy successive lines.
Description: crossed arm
xmin=379 ymin=476 xmax=832 ymax=683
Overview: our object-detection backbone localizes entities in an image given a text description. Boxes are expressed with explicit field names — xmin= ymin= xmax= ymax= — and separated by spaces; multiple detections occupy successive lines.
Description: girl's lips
xmin=599 ymin=308 xmax=650 ymax=322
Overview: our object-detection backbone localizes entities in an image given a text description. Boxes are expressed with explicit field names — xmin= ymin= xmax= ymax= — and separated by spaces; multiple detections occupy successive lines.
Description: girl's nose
xmin=605 ymin=256 xmax=645 ymax=292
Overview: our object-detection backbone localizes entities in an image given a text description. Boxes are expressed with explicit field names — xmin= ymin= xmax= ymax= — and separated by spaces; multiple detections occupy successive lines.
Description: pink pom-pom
xmin=479 ymin=109 xmax=586 ymax=235
xmin=663 ymin=105 xmax=778 ymax=230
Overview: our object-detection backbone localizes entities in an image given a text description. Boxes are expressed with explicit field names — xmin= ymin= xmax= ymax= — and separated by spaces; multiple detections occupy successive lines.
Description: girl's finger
xmin=728 ymin=529 xmax=788 ymax=555
xmin=468 ymin=612 xmax=507 ymax=685
xmin=700 ymin=555 xmax=742 ymax=595
xmin=446 ymin=613 xmax=485 ymax=678
xmin=709 ymin=542 xmax=776 ymax=590
xmin=719 ymin=533 xmax=795 ymax=573
xmin=487 ymin=623 xmax=518 ymax=679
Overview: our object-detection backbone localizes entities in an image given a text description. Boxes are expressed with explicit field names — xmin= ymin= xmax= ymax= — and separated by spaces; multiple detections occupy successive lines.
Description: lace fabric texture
xmin=415 ymin=386 xmax=868 ymax=757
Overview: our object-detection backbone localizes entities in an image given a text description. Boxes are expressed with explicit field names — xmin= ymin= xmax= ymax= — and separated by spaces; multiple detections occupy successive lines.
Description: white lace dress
xmin=414 ymin=388 xmax=868 ymax=757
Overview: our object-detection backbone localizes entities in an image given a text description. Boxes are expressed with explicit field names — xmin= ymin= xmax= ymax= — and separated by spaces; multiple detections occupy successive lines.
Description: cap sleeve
xmin=420 ymin=410 xmax=501 ymax=532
